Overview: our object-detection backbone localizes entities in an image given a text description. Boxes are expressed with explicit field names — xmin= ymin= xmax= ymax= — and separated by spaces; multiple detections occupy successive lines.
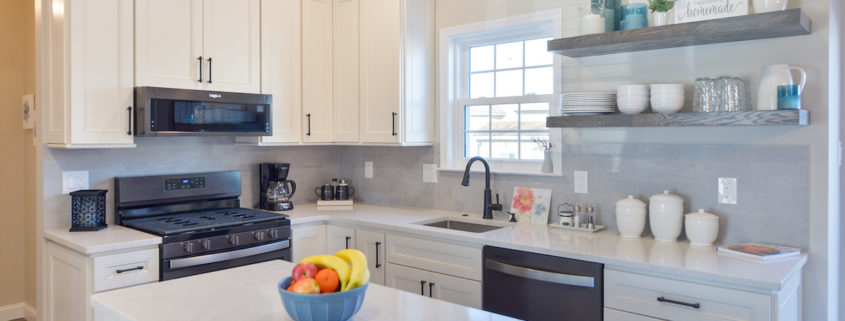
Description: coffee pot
xmin=259 ymin=163 xmax=296 ymax=211
xmin=266 ymin=180 xmax=296 ymax=210
xmin=757 ymin=64 xmax=806 ymax=110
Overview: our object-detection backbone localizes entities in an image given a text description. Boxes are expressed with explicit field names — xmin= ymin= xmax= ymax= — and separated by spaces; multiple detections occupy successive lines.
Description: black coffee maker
xmin=259 ymin=163 xmax=297 ymax=211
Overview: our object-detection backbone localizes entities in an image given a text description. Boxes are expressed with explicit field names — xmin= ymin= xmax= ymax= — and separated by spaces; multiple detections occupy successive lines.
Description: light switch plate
xmin=62 ymin=171 xmax=89 ymax=194
xmin=364 ymin=161 xmax=373 ymax=178
xmin=718 ymin=177 xmax=737 ymax=204
xmin=574 ymin=171 xmax=588 ymax=194
xmin=422 ymin=164 xmax=438 ymax=183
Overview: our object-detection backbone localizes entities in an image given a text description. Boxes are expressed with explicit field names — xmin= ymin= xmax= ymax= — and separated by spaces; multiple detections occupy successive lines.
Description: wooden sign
xmin=675 ymin=0 xmax=748 ymax=23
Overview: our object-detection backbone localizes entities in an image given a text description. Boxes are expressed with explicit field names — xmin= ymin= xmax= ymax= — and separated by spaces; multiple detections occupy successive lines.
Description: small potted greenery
xmin=648 ymin=0 xmax=675 ymax=26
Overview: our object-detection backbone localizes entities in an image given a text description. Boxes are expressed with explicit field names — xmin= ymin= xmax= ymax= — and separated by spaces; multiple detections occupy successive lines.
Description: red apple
xmin=291 ymin=277 xmax=320 ymax=294
xmin=292 ymin=262 xmax=318 ymax=282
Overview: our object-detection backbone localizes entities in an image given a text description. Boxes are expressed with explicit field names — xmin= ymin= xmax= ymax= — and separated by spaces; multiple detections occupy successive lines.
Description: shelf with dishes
xmin=547 ymin=8 xmax=811 ymax=58
xmin=546 ymin=109 xmax=808 ymax=128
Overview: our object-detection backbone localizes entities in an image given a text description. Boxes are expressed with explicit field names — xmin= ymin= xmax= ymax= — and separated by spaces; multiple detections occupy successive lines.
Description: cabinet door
xmin=401 ymin=0 xmax=435 ymax=143
xmin=326 ymin=225 xmax=356 ymax=254
xmin=332 ymin=0 xmax=360 ymax=142
xmin=256 ymin=0 xmax=302 ymax=144
xmin=301 ymin=0 xmax=335 ymax=142
xmin=292 ymin=225 xmax=327 ymax=262
xmin=604 ymin=308 xmax=664 ymax=321
xmin=430 ymin=272 xmax=482 ymax=309
xmin=45 ymin=242 xmax=90 ymax=321
xmin=201 ymin=0 xmax=261 ymax=93
xmin=58 ymin=0 xmax=135 ymax=147
xmin=355 ymin=228 xmax=385 ymax=285
xmin=135 ymin=0 xmax=203 ymax=90
xmin=358 ymin=0 xmax=400 ymax=143
xmin=385 ymin=263 xmax=429 ymax=297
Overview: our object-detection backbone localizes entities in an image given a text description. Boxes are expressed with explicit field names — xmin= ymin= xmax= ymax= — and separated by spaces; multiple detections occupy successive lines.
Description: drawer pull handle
xmin=375 ymin=242 xmax=382 ymax=268
xmin=428 ymin=282 xmax=434 ymax=297
xmin=420 ymin=280 xmax=426 ymax=296
xmin=657 ymin=296 xmax=700 ymax=309
xmin=116 ymin=266 xmax=144 ymax=274
xmin=345 ymin=236 xmax=351 ymax=249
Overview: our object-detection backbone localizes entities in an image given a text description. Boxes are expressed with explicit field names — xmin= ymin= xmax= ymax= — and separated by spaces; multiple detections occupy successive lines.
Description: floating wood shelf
xmin=547 ymin=9 xmax=811 ymax=57
xmin=546 ymin=110 xmax=809 ymax=128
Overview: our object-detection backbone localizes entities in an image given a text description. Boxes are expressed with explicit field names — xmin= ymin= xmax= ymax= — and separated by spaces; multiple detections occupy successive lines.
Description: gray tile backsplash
xmin=44 ymin=137 xmax=809 ymax=249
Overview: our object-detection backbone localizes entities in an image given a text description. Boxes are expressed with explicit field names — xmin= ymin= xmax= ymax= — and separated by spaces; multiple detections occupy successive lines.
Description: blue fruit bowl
xmin=278 ymin=277 xmax=368 ymax=321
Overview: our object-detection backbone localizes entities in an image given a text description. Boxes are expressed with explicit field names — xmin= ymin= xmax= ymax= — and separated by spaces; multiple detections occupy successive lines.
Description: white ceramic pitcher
xmin=757 ymin=64 xmax=806 ymax=110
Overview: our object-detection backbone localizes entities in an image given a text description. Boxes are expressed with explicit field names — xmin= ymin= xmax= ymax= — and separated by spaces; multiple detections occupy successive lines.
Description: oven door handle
xmin=169 ymin=240 xmax=290 ymax=269
xmin=484 ymin=259 xmax=595 ymax=288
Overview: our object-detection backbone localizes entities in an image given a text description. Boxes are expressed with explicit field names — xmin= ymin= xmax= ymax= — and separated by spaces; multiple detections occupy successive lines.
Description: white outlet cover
xmin=718 ymin=177 xmax=737 ymax=205
xmin=422 ymin=164 xmax=438 ymax=183
xmin=574 ymin=170 xmax=588 ymax=194
xmin=62 ymin=171 xmax=89 ymax=194
xmin=364 ymin=161 xmax=374 ymax=179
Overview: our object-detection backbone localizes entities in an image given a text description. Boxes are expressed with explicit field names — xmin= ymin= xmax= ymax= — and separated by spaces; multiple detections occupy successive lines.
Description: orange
xmin=315 ymin=269 xmax=340 ymax=293
xmin=287 ymin=280 xmax=295 ymax=292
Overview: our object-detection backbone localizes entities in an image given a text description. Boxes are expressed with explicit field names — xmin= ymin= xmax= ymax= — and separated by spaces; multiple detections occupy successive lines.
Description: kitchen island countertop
xmin=91 ymin=260 xmax=516 ymax=321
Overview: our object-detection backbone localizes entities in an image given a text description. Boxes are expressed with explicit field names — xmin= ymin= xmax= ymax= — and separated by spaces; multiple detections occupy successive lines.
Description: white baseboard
xmin=0 ymin=302 xmax=37 ymax=321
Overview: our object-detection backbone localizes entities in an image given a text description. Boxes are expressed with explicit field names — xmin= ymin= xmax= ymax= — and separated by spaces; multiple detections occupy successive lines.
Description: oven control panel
xmin=165 ymin=177 xmax=206 ymax=191
xmin=161 ymin=226 xmax=291 ymax=259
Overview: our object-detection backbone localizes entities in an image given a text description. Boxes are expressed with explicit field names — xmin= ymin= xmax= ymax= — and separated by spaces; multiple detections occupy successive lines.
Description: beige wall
xmin=0 ymin=0 xmax=36 ymax=309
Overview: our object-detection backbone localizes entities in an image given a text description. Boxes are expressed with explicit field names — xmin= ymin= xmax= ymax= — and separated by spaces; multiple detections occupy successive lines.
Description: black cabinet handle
xmin=197 ymin=56 xmax=203 ymax=82
xmin=306 ymin=114 xmax=312 ymax=136
xmin=428 ymin=282 xmax=434 ymax=297
xmin=375 ymin=242 xmax=382 ymax=268
xmin=657 ymin=296 xmax=700 ymax=309
xmin=420 ymin=280 xmax=426 ymax=296
xmin=207 ymin=57 xmax=213 ymax=84
xmin=116 ymin=266 xmax=143 ymax=274
xmin=345 ymin=236 xmax=351 ymax=249
xmin=126 ymin=106 xmax=133 ymax=135
xmin=391 ymin=112 xmax=397 ymax=136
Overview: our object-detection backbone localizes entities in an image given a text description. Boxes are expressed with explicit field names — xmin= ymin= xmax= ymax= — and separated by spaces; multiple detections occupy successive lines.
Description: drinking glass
xmin=693 ymin=78 xmax=712 ymax=112
xmin=719 ymin=77 xmax=747 ymax=112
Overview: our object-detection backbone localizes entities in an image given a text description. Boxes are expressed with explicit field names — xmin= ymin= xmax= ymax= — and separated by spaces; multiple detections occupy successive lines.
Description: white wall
xmin=435 ymin=0 xmax=832 ymax=320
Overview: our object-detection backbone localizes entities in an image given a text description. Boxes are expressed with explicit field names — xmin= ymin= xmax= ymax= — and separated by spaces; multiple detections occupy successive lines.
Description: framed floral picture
xmin=510 ymin=187 xmax=552 ymax=224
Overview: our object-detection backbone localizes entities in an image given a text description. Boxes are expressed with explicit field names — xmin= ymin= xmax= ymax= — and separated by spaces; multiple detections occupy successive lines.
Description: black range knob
xmin=202 ymin=239 xmax=212 ymax=250
xmin=229 ymin=235 xmax=240 ymax=246
xmin=184 ymin=242 xmax=194 ymax=253
xmin=269 ymin=229 xmax=279 ymax=239
xmin=254 ymin=231 xmax=266 ymax=241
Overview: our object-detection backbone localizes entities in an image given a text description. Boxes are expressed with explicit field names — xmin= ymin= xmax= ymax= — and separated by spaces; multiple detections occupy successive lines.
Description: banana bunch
xmin=300 ymin=249 xmax=370 ymax=292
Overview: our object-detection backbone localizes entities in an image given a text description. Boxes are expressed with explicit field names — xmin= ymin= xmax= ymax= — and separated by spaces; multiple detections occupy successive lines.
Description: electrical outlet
xmin=364 ymin=161 xmax=374 ymax=178
xmin=574 ymin=171 xmax=588 ymax=194
xmin=422 ymin=164 xmax=438 ymax=183
xmin=718 ymin=177 xmax=737 ymax=204
xmin=62 ymin=171 xmax=89 ymax=194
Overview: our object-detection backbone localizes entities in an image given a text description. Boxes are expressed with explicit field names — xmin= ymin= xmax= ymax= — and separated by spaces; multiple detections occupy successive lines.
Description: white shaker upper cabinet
xmin=201 ymin=0 xmax=261 ymax=93
xmin=332 ymin=0 xmax=361 ymax=143
xmin=301 ymin=0 xmax=335 ymax=143
xmin=135 ymin=0 xmax=203 ymax=90
xmin=135 ymin=0 xmax=260 ymax=93
xmin=359 ymin=0 xmax=434 ymax=144
xmin=45 ymin=0 xmax=135 ymax=148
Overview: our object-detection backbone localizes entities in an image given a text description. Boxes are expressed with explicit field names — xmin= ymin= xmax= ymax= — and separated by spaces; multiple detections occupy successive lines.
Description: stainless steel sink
xmin=422 ymin=220 xmax=504 ymax=233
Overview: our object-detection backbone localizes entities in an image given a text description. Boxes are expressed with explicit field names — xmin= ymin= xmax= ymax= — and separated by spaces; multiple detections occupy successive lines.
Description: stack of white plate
xmin=560 ymin=92 xmax=617 ymax=115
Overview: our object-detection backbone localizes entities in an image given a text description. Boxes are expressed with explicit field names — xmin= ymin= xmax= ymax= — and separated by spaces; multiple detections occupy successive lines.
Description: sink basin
xmin=421 ymin=219 xmax=504 ymax=233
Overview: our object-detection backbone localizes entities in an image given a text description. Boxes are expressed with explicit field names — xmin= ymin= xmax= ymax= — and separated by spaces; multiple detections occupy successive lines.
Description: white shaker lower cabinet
xmin=326 ymin=225 xmax=356 ymax=254
xmin=604 ymin=308 xmax=663 ymax=321
xmin=354 ymin=228 xmax=386 ymax=285
xmin=604 ymin=268 xmax=801 ymax=321
xmin=44 ymin=241 xmax=158 ymax=321
xmin=291 ymin=224 xmax=327 ymax=262
xmin=384 ymin=234 xmax=482 ymax=309
xmin=44 ymin=0 xmax=135 ymax=148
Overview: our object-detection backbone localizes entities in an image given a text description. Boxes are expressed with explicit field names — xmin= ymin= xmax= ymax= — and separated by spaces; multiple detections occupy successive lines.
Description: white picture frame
xmin=674 ymin=0 xmax=748 ymax=24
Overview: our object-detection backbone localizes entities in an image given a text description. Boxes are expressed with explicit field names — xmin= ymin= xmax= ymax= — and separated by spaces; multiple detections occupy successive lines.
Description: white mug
xmin=752 ymin=0 xmax=788 ymax=13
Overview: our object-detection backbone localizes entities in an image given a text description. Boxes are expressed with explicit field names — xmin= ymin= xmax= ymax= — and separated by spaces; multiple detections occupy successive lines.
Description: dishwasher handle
xmin=485 ymin=258 xmax=595 ymax=288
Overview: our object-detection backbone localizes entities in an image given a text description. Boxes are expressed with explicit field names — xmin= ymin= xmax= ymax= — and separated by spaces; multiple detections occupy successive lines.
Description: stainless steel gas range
xmin=115 ymin=171 xmax=291 ymax=281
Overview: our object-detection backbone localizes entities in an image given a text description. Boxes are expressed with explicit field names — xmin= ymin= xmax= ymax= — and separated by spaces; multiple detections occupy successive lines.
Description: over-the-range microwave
xmin=134 ymin=87 xmax=272 ymax=136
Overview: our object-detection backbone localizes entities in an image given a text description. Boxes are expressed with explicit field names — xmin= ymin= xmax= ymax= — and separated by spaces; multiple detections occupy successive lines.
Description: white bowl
xmin=650 ymin=84 xmax=684 ymax=91
xmin=618 ymin=101 xmax=649 ymax=114
xmin=618 ymin=84 xmax=649 ymax=94
xmin=650 ymin=95 xmax=684 ymax=114
xmin=685 ymin=209 xmax=719 ymax=247
xmin=752 ymin=0 xmax=787 ymax=13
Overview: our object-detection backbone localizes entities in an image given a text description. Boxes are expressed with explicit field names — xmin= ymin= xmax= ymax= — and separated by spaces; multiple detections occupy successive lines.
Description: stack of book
xmin=317 ymin=199 xmax=354 ymax=211
xmin=716 ymin=243 xmax=802 ymax=261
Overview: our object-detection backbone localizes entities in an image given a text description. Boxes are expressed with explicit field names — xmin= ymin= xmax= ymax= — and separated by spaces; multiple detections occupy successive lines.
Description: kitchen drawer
xmin=386 ymin=234 xmax=481 ymax=281
xmin=93 ymin=248 xmax=159 ymax=292
xmin=605 ymin=269 xmax=771 ymax=321
xmin=605 ymin=308 xmax=664 ymax=321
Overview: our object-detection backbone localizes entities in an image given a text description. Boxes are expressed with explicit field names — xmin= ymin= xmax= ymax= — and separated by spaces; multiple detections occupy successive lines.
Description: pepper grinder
xmin=586 ymin=205 xmax=595 ymax=230
xmin=573 ymin=204 xmax=582 ymax=228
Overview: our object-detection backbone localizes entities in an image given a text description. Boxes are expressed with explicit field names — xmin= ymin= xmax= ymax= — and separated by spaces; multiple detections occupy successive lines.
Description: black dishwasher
xmin=483 ymin=246 xmax=603 ymax=321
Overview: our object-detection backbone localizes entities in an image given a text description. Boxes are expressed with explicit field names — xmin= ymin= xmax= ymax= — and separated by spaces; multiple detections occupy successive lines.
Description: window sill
xmin=437 ymin=167 xmax=564 ymax=177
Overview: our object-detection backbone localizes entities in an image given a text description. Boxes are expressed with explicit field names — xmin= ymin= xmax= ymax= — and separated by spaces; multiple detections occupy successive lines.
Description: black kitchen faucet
xmin=460 ymin=156 xmax=502 ymax=219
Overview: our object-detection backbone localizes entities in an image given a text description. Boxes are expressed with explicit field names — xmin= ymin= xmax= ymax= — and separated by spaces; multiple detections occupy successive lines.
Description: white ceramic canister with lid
xmin=616 ymin=195 xmax=647 ymax=238
xmin=649 ymin=190 xmax=684 ymax=242
xmin=685 ymin=209 xmax=719 ymax=247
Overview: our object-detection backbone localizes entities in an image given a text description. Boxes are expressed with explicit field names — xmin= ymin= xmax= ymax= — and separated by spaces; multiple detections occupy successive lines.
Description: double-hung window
xmin=440 ymin=10 xmax=561 ymax=174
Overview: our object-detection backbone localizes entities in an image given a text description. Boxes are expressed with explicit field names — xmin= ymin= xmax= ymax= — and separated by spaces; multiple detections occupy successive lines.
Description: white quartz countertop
xmin=91 ymin=260 xmax=516 ymax=321
xmin=45 ymin=225 xmax=162 ymax=255
xmin=285 ymin=203 xmax=807 ymax=291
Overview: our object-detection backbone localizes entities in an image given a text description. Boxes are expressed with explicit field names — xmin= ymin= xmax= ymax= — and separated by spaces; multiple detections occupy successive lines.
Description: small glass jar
xmin=579 ymin=0 xmax=606 ymax=35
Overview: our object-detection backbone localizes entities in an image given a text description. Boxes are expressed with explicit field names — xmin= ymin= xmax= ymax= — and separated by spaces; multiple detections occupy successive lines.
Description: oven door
xmin=161 ymin=239 xmax=291 ymax=281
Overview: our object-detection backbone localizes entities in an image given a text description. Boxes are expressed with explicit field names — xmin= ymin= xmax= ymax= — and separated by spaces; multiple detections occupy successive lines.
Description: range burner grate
xmin=123 ymin=208 xmax=285 ymax=236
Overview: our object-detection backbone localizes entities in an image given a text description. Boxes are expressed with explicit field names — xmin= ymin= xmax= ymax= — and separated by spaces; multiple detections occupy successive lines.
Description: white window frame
xmin=439 ymin=9 xmax=563 ymax=175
